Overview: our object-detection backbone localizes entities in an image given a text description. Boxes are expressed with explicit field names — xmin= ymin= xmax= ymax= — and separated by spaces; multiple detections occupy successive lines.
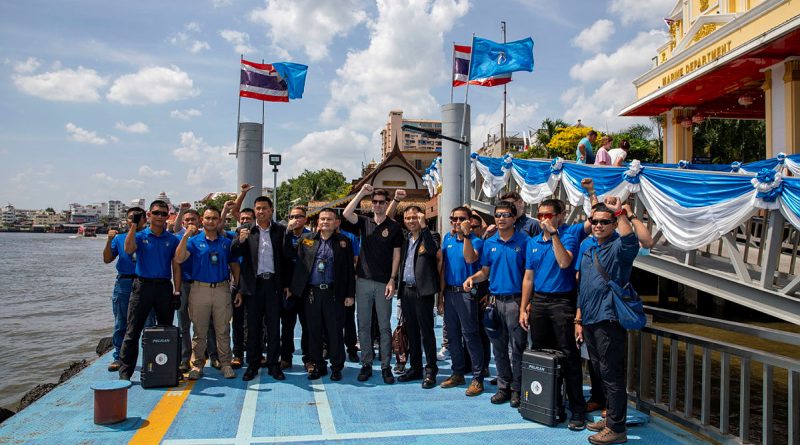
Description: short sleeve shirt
xmin=354 ymin=215 xmax=403 ymax=282
xmin=577 ymin=232 xmax=640 ymax=325
xmin=339 ymin=230 xmax=360 ymax=257
xmin=594 ymin=147 xmax=611 ymax=165
xmin=186 ymin=234 xmax=233 ymax=283
xmin=134 ymin=228 xmax=179 ymax=279
xmin=441 ymin=232 xmax=483 ymax=286
xmin=515 ymin=215 xmax=541 ymax=238
xmin=111 ymin=233 xmax=136 ymax=275
xmin=525 ymin=231 xmax=578 ymax=294
xmin=480 ymin=231 xmax=528 ymax=295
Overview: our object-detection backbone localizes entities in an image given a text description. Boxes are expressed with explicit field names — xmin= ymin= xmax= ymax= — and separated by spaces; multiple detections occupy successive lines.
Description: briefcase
xmin=519 ymin=349 xmax=566 ymax=426
xmin=141 ymin=325 xmax=181 ymax=388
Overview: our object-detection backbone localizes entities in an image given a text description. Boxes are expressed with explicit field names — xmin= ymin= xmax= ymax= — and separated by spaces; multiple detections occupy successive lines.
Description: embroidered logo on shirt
xmin=339 ymin=240 xmax=347 ymax=249
xmin=382 ymin=228 xmax=389 ymax=238
xmin=531 ymin=248 xmax=538 ymax=254
xmin=302 ymin=239 xmax=314 ymax=247
xmin=514 ymin=246 xmax=520 ymax=252
xmin=418 ymin=244 xmax=426 ymax=254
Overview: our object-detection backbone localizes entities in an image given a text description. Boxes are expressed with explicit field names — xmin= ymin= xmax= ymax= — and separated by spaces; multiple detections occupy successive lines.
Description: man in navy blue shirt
xmin=464 ymin=201 xmax=528 ymax=407
xmin=575 ymin=198 xmax=639 ymax=445
xmin=520 ymin=198 xmax=587 ymax=430
xmin=118 ymin=200 xmax=181 ymax=381
xmin=176 ymin=206 xmax=240 ymax=380
xmin=282 ymin=205 xmax=312 ymax=372
xmin=439 ymin=206 xmax=485 ymax=396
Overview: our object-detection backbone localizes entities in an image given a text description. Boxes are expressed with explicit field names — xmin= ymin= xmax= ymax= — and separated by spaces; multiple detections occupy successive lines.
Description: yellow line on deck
xmin=128 ymin=380 xmax=195 ymax=445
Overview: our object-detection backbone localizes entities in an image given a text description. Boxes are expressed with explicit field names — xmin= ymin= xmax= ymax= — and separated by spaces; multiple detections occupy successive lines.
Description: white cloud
xmin=169 ymin=25 xmax=210 ymax=54
xmin=282 ymin=128 xmax=371 ymax=179
xmin=171 ymin=132 xmax=235 ymax=187
xmin=609 ymin=0 xmax=675 ymax=26
xmin=572 ymin=19 xmax=615 ymax=52
xmin=91 ymin=172 xmax=145 ymax=188
xmin=115 ymin=121 xmax=150 ymax=133
xmin=11 ymin=164 xmax=54 ymax=184
xmin=249 ymin=0 xmax=368 ymax=61
xmin=13 ymin=67 xmax=108 ymax=102
xmin=213 ymin=0 xmax=232 ymax=7
xmin=170 ymin=108 xmax=202 ymax=120
xmin=569 ymin=30 xmax=666 ymax=84
xmin=189 ymin=40 xmax=211 ymax=54
xmin=138 ymin=165 xmax=170 ymax=177
xmin=471 ymin=100 xmax=541 ymax=148
xmin=561 ymin=79 xmax=650 ymax=131
xmin=107 ymin=66 xmax=199 ymax=105
xmin=219 ymin=30 xmax=255 ymax=54
xmin=185 ymin=22 xmax=201 ymax=33
xmin=65 ymin=123 xmax=111 ymax=145
xmin=13 ymin=57 xmax=40 ymax=73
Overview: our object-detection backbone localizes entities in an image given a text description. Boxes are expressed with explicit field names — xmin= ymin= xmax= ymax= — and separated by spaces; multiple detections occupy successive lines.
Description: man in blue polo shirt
xmin=102 ymin=207 xmax=155 ymax=372
xmin=464 ymin=201 xmax=528 ymax=407
xmin=440 ymin=206 xmax=485 ymax=396
xmin=520 ymin=198 xmax=587 ymax=431
xmin=118 ymin=200 xmax=181 ymax=381
xmin=176 ymin=206 xmax=240 ymax=380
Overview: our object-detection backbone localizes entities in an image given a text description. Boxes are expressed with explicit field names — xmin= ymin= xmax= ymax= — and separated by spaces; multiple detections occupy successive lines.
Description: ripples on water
xmin=0 ymin=233 xmax=116 ymax=410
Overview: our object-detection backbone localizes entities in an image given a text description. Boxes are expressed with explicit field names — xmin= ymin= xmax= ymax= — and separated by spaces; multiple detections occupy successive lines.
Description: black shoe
xmin=357 ymin=365 xmax=372 ymax=382
xmin=108 ymin=360 xmax=122 ymax=372
xmin=242 ymin=367 xmax=259 ymax=381
xmin=330 ymin=369 xmax=342 ymax=381
xmin=178 ymin=361 xmax=190 ymax=374
xmin=308 ymin=367 xmax=328 ymax=380
xmin=568 ymin=416 xmax=587 ymax=431
xmin=382 ymin=367 xmax=395 ymax=384
xmin=119 ymin=373 xmax=131 ymax=381
xmin=489 ymin=377 xmax=498 ymax=385
xmin=510 ymin=391 xmax=521 ymax=408
xmin=490 ymin=389 xmax=511 ymax=404
xmin=270 ymin=366 xmax=286 ymax=381
xmin=422 ymin=373 xmax=437 ymax=389
xmin=348 ymin=351 xmax=359 ymax=363
xmin=397 ymin=369 xmax=423 ymax=382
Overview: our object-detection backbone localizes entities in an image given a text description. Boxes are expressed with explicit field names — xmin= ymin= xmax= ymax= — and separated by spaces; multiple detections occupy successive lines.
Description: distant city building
xmin=476 ymin=133 xmax=526 ymax=158
xmin=107 ymin=200 xmax=127 ymax=219
xmin=68 ymin=203 xmax=106 ymax=224
xmin=380 ymin=110 xmax=441 ymax=174
xmin=153 ymin=192 xmax=173 ymax=210
xmin=195 ymin=192 xmax=237 ymax=209
xmin=2 ymin=204 xmax=17 ymax=225
xmin=131 ymin=198 xmax=146 ymax=209
xmin=32 ymin=211 xmax=64 ymax=226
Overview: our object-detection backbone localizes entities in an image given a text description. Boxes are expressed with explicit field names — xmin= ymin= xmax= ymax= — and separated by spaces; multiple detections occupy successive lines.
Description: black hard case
xmin=140 ymin=325 xmax=181 ymax=388
xmin=519 ymin=348 xmax=566 ymax=426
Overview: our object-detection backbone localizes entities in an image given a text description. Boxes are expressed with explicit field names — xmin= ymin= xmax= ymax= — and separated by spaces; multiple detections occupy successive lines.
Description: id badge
xmin=210 ymin=252 xmax=219 ymax=265
xmin=317 ymin=261 xmax=326 ymax=272
xmin=131 ymin=252 xmax=137 ymax=263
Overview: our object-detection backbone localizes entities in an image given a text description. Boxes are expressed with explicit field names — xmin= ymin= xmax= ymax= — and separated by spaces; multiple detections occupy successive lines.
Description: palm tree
xmin=535 ymin=118 xmax=569 ymax=149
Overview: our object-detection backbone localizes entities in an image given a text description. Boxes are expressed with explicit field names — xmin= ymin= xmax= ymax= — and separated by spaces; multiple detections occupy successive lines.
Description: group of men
xmin=103 ymin=178 xmax=652 ymax=445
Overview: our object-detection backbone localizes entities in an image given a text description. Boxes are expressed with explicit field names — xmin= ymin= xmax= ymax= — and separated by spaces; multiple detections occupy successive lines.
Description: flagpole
xmin=459 ymin=34 xmax=475 ymax=146
xmin=235 ymin=54 xmax=243 ymax=157
xmin=501 ymin=21 xmax=507 ymax=154
xmin=261 ymin=59 xmax=266 ymax=128
xmin=450 ymin=42 xmax=455 ymax=104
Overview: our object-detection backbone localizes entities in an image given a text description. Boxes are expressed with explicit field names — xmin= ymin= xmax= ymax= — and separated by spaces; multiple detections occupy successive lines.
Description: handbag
xmin=592 ymin=251 xmax=646 ymax=330
xmin=392 ymin=315 xmax=409 ymax=363
xmin=483 ymin=297 xmax=502 ymax=340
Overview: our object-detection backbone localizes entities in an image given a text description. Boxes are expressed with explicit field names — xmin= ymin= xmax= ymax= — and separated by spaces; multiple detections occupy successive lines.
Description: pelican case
xmin=141 ymin=325 xmax=181 ymax=388
xmin=519 ymin=349 xmax=566 ymax=426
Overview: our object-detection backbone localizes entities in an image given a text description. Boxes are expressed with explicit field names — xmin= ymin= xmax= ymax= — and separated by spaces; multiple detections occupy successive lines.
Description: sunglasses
xmin=371 ymin=200 xmax=387 ymax=205
xmin=450 ymin=216 xmax=467 ymax=222
xmin=470 ymin=225 xmax=480 ymax=229
xmin=288 ymin=214 xmax=306 ymax=219
xmin=536 ymin=212 xmax=555 ymax=220
xmin=151 ymin=210 xmax=168 ymax=217
xmin=589 ymin=218 xmax=615 ymax=226
xmin=494 ymin=212 xmax=514 ymax=219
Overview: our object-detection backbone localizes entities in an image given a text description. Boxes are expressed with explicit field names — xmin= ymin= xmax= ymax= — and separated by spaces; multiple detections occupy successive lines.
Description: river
xmin=0 ymin=233 xmax=116 ymax=410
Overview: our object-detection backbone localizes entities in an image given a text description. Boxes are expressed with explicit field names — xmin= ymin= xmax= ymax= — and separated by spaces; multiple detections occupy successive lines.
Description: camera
xmin=131 ymin=211 xmax=144 ymax=225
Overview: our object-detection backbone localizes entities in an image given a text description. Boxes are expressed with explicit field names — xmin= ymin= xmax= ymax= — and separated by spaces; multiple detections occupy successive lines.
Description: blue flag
xmin=272 ymin=62 xmax=308 ymax=100
xmin=468 ymin=36 xmax=534 ymax=80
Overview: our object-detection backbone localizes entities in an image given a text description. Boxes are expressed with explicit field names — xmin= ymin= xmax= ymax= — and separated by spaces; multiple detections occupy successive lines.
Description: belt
xmin=310 ymin=283 xmax=332 ymax=290
xmin=117 ymin=274 xmax=138 ymax=279
xmin=184 ymin=279 xmax=194 ymax=284
xmin=194 ymin=280 xmax=229 ymax=288
xmin=257 ymin=272 xmax=274 ymax=280
xmin=137 ymin=277 xmax=171 ymax=284
xmin=404 ymin=283 xmax=417 ymax=290
xmin=492 ymin=293 xmax=521 ymax=300
xmin=445 ymin=285 xmax=467 ymax=292
xmin=535 ymin=290 xmax=576 ymax=298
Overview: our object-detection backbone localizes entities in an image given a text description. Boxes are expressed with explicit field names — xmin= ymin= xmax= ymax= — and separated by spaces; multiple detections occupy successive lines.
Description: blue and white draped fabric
xmin=422 ymin=172 xmax=434 ymax=197
xmin=751 ymin=168 xmax=783 ymax=210
xmin=642 ymin=153 xmax=800 ymax=174
xmin=429 ymin=162 xmax=442 ymax=191
xmin=560 ymin=163 xmax=638 ymax=214
xmin=780 ymin=178 xmax=800 ymax=230
xmin=510 ymin=158 xmax=562 ymax=204
xmin=472 ymin=153 xmax=513 ymax=198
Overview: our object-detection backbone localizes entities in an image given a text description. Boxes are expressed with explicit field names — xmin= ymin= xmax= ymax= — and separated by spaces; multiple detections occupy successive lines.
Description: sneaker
xmin=440 ymin=374 xmax=465 ymax=388
xmin=587 ymin=418 xmax=606 ymax=432
xmin=568 ymin=416 xmax=586 ymax=431
xmin=221 ymin=365 xmax=236 ymax=379
xmin=187 ymin=368 xmax=203 ymax=380
xmin=179 ymin=361 xmax=190 ymax=374
xmin=231 ymin=357 xmax=243 ymax=369
xmin=382 ymin=367 xmax=395 ymax=384
xmin=107 ymin=360 xmax=122 ymax=372
xmin=465 ymin=379 xmax=484 ymax=396
xmin=436 ymin=346 xmax=449 ymax=361
xmin=357 ymin=365 xmax=372 ymax=382
xmin=280 ymin=360 xmax=292 ymax=370
xmin=393 ymin=362 xmax=406 ymax=374
xmin=490 ymin=389 xmax=511 ymax=404
xmin=588 ymin=427 xmax=627 ymax=445
xmin=210 ymin=358 xmax=222 ymax=369
xmin=510 ymin=391 xmax=521 ymax=408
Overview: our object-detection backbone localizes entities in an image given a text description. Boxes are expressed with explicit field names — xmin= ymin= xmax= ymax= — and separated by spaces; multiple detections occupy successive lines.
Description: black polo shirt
xmin=352 ymin=214 xmax=403 ymax=283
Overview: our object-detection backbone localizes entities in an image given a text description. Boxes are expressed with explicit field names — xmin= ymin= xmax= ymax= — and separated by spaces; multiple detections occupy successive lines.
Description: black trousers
xmin=231 ymin=287 xmax=245 ymax=359
xmin=343 ymin=303 xmax=357 ymax=354
xmin=530 ymin=294 xmax=586 ymax=416
xmin=584 ymin=320 xmax=627 ymax=433
xmin=304 ymin=286 xmax=344 ymax=371
xmin=280 ymin=296 xmax=308 ymax=363
xmin=118 ymin=279 xmax=175 ymax=379
xmin=400 ymin=287 xmax=438 ymax=373
xmin=245 ymin=276 xmax=280 ymax=369
xmin=587 ymin=360 xmax=606 ymax=405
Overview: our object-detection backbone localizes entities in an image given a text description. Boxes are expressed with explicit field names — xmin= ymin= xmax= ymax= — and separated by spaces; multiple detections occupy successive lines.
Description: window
xmin=415 ymin=160 xmax=422 ymax=170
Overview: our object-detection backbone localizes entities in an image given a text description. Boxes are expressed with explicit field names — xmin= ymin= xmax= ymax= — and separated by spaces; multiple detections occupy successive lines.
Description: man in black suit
xmin=396 ymin=206 xmax=442 ymax=389
xmin=289 ymin=208 xmax=356 ymax=381
xmin=231 ymin=196 xmax=288 ymax=382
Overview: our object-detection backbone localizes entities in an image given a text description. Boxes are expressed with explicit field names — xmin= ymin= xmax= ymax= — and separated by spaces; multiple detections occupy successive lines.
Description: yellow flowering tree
xmin=546 ymin=126 xmax=600 ymax=160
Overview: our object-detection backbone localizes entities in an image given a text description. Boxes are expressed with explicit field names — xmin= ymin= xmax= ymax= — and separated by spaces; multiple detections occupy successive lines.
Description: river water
xmin=0 ymin=233 xmax=116 ymax=410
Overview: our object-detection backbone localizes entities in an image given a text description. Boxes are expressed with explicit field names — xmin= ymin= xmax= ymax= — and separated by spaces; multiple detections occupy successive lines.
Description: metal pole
xmin=235 ymin=54 xmax=243 ymax=157
xmin=450 ymin=42 xmax=455 ymax=104
xmin=272 ymin=167 xmax=278 ymax=222
xmin=501 ymin=21 xmax=507 ymax=154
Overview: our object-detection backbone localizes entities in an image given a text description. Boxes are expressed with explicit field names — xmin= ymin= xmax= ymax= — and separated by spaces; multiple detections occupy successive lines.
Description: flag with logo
xmin=239 ymin=59 xmax=308 ymax=102
xmin=467 ymin=36 xmax=534 ymax=81
xmin=452 ymin=44 xmax=511 ymax=87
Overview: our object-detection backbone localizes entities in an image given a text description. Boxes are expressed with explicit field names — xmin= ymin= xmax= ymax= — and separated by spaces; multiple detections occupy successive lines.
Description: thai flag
xmin=239 ymin=60 xmax=307 ymax=103
xmin=453 ymin=44 xmax=511 ymax=87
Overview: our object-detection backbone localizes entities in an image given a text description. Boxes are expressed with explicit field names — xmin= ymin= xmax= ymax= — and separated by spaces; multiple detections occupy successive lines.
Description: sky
xmin=0 ymin=0 xmax=674 ymax=209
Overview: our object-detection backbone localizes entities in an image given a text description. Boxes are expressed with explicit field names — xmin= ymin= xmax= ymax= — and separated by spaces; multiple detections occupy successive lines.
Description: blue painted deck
xmin=0 ymin=318 xmax=704 ymax=445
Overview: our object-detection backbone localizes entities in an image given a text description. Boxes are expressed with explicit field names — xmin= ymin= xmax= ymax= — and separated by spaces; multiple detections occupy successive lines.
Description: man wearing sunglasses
xmin=118 ymin=200 xmax=182 ymax=381
xmin=519 ymin=198 xmax=587 ymax=430
xmin=484 ymin=191 xmax=541 ymax=240
xmin=343 ymin=184 xmax=403 ymax=384
xmin=463 ymin=201 xmax=528 ymax=407
xmin=281 ymin=205 xmax=312 ymax=373
xmin=573 ymin=197 xmax=639 ymax=445
xmin=439 ymin=206 xmax=485 ymax=396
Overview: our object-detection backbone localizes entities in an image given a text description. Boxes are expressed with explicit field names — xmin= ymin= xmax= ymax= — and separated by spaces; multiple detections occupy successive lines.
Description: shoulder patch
xmin=381 ymin=228 xmax=389 ymax=238
xmin=339 ymin=240 xmax=347 ymax=249
xmin=302 ymin=238 xmax=314 ymax=247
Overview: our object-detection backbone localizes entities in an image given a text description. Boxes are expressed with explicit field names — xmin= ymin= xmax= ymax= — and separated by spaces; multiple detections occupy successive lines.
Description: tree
xmin=692 ymin=119 xmax=765 ymax=164
xmin=546 ymin=125 xmax=596 ymax=160
xmin=611 ymin=123 xmax=661 ymax=163
xmin=45 ymin=207 xmax=55 ymax=214
xmin=275 ymin=168 xmax=349 ymax=220
xmin=535 ymin=118 xmax=569 ymax=150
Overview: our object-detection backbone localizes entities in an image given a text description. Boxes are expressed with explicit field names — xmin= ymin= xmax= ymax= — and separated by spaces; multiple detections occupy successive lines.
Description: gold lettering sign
xmin=700 ymin=0 xmax=709 ymax=12
xmin=693 ymin=23 xmax=717 ymax=42
xmin=382 ymin=180 xmax=407 ymax=187
xmin=661 ymin=40 xmax=732 ymax=87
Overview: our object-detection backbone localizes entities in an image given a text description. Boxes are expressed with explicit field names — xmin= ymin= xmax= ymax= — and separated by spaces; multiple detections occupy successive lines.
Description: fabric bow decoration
xmin=678 ymin=160 xmax=690 ymax=169
xmin=752 ymin=167 xmax=783 ymax=209
xmin=730 ymin=161 xmax=742 ymax=173
xmin=549 ymin=157 xmax=563 ymax=176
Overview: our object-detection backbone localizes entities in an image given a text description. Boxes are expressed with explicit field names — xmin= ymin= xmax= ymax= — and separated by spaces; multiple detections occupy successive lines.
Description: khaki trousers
xmin=189 ymin=282 xmax=233 ymax=369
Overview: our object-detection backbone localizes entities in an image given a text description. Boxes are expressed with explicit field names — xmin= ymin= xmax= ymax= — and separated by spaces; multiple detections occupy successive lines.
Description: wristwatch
xmin=548 ymin=230 xmax=558 ymax=236
xmin=627 ymin=213 xmax=637 ymax=220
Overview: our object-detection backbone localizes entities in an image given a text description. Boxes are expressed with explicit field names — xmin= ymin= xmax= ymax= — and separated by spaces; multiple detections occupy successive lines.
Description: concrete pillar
xmin=440 ymin=103 xmax=470 ymax=234
xmin=763 ymin=68 xmax=774 ymax=157
xmin=765 ymin=61 xmax=787 ymax=155
xmin=784 ymin=59 xmax=800 ymax=155
xmin=665 ymin=108 xmax=692 ymax=163
xmin=236 ymin=122 xmax=264 ymax=210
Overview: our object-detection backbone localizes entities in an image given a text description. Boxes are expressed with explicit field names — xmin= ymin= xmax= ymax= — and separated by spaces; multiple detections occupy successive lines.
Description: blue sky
xmin=0 ymin=0 xmax=672 ymax=209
